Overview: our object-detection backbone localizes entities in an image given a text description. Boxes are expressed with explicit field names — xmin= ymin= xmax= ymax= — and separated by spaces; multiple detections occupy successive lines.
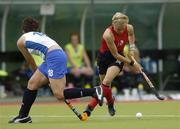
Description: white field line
xmin=0 ymin=115 xmax=180 ymax=118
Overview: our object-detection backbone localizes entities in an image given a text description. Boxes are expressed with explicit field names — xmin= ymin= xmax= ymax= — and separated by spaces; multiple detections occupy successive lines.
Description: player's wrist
xmin=129 ymin=43 xmax=136 ymax=50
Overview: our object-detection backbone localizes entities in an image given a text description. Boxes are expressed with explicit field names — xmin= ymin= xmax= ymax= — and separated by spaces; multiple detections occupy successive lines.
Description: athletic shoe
xmin=8 ymin=116 xmax=32 ymax=123
xmin=83 ymin=105 xmax=94 ymax=117
xmin=95 ymin=86 xmax=103 ymax=106
xmin=107 ymin=96 xmax=116 ymax=116
xmin=108 ymin=102 xmax=116 ymax=116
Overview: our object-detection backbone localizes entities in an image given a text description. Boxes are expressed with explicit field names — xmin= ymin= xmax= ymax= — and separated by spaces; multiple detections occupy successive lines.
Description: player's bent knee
xmin=102 ymin=79 xmax=112 ymax=86
xmin=27 ymin=79 xmax=39 ymax=90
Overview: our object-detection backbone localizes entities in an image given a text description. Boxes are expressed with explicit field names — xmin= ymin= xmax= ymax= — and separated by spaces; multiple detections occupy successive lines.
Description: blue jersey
xmin=22 ymin=32 xmax=60 ymax=58
xmin=22 ymin=32 xmax=67 ymax=79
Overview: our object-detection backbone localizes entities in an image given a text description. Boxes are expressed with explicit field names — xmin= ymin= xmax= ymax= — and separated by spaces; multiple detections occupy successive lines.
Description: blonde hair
xmin=112 ymin=12 xmax=129 ymax=24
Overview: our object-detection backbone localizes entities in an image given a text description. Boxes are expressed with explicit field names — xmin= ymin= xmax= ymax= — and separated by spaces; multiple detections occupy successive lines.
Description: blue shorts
xmin=38 ymin=49 xmax=67 ymax=79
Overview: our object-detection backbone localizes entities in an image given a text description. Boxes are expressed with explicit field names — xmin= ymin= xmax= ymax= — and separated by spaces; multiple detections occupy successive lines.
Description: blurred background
xmin=0 ymin=0 xmax=180 ymax=101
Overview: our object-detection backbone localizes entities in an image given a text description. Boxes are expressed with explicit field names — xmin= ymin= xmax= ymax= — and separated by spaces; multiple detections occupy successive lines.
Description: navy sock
xmin=19 ymin=88 xmax=37 ymax=117
xmin=64 ymin=88 xmax=95 ymax=99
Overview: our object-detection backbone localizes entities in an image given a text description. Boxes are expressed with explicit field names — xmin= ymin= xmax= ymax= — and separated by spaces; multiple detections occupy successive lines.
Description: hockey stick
xmin=64 ymin=99 xmax=88 ymax=121
xmin=131 ymin=56 xmax=165 ymax=100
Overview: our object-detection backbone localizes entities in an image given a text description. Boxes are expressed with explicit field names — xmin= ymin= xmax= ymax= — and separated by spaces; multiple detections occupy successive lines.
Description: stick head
xmin=156 ymin=95 xmax=165 ymax=100
xmin=81 ymin=112 xmax=88 ymax=121
xmin=151 ymin=87 xmax=165 ymax=100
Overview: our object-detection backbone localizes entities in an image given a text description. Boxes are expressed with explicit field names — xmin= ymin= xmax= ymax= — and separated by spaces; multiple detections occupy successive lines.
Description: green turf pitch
xmin=0 ymin=101 xmax=180 ymax=129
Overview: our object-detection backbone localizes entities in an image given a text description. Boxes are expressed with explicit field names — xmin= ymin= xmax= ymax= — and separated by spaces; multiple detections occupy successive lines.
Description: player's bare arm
xmin=127 ymin=24 xmax=142 ymax=71
xmin=127 ymin=24 xmax=136 ymax=58
xmin=103 ymin=29 xmax=132 ymax=65
xmin=17 ymin=36 xmax=37 ymax=71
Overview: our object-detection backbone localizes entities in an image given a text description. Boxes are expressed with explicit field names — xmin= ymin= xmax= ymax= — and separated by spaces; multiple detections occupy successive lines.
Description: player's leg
xmin=9 ymin=69 xmax=49 ymax=123
xmin=49 ymin=76 xmax=66 ymax=100
xmin=84 ymin=62 xmax=123 ymax=116
xmin=84 ymin=53 xmax=108 ymax=115
xmin=49 ymin=76 xmax=103 ymax=105
xmin=47 ymin=50 xmax=103 ymax=104
xmin=86 ymin=66 xmax=120 ymax=116
xmin=99 ymin=74 xmax=106 ymax=82
xmin=102 ymin=66 xmax=121 ymax=116
xmin=84 ymin=74 xmax=105 ymax=116
xmin=101 ymin=61 xmax=124 ymax=116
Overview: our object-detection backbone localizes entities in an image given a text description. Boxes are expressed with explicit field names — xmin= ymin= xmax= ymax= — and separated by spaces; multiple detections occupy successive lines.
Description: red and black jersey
xmin=99 ymin=25 xmax=129 ymax=53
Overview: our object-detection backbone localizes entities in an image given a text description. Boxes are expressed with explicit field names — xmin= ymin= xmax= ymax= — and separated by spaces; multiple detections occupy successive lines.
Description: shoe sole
xmin=9 ymin=116 xmax=32 ymax=123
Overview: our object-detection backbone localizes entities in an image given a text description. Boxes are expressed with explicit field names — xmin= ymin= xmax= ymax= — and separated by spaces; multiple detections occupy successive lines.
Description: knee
xmin=102 ymin=78 xmax=112 ymax=86
xmin=53 ymin=91 xmax=64 ymax=100
xmin=27 ymin=79 xmax=38 ymax=90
